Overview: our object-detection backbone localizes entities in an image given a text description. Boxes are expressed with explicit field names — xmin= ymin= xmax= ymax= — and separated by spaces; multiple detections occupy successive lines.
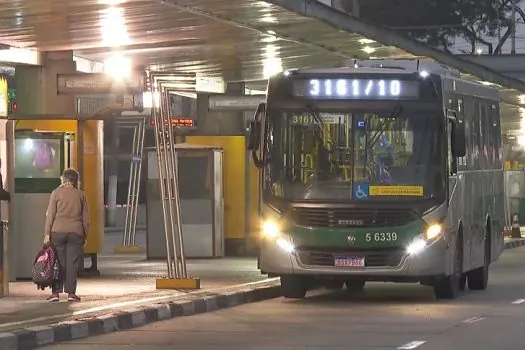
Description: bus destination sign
xmin=292 ymin=78 xmax=420 ymax=100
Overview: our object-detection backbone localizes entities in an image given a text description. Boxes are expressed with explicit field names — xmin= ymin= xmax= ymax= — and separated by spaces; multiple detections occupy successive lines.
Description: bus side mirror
xmin=247 ymin=121 xmax=261 ymax=151
xmin=452 ymin=121 xmax=466 ymax=157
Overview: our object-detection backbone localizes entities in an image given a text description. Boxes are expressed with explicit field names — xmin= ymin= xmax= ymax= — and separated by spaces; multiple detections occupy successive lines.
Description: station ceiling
xmin=0 ymin=0 xmax=524 ymax=136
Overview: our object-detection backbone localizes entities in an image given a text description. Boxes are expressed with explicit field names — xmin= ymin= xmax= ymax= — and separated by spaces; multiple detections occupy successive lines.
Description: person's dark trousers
xmin=50 ymin=232 xmax=84 ymax=294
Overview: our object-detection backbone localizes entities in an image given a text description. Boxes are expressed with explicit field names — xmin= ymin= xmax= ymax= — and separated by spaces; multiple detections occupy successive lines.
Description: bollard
xmin=511 ymin=213 xmax=522 ymax=238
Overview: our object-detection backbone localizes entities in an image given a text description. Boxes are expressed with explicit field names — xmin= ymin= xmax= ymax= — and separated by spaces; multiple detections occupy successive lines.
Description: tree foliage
xmin=342 ymin=0 xmax=519 ymax=54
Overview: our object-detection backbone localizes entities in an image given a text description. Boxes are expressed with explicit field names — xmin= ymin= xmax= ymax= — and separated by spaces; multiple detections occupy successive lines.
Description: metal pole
xmin=77 ymin=121 xmax=85 ymax=191
xmin=130 ymin=120 xmax=146 ymax=246
xmin=107 ymin=119 xmax=120 ymax=227
xmin=127 ymin=124 xmax=140 ymax=245
xmin=511 ymin=0 xmax=517 ymax=55
xmin=149 ymin=72 xmax=174 ymax=278
xmin=172 ymin=152 xmax=187 ymax=277
xmin=123 ymin=124 xmax=138 ymax=246
xmin=164 ymin=90 xmax=186 ymax=278
xmin=158 ymin=86 xmax=180 ymax=278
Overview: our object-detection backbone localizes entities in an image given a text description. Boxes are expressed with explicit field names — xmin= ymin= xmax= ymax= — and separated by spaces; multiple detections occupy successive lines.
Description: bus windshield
xmin=264 ymin=109 xmax=445 ymax=202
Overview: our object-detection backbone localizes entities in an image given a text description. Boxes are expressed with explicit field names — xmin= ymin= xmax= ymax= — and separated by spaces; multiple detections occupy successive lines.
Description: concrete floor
xmin=0 ymin=229 xmax=265 ymax=331
xmin=40 ymin=246 xmax=525 ymax=350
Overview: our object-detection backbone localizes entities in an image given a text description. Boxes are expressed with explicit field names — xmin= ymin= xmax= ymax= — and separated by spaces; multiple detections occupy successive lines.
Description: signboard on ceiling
xmin=195 ymin=74 xmax=225 ymax=93
xmin=0 ymin=77 xmax=7 ymax=118
xmin=208 ymin=95 xmax=265 ymax=111
xmin=57 ymin=73 xmax=145 ymax=94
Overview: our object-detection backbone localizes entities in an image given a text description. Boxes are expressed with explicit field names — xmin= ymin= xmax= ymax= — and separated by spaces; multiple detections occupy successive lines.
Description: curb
xmin=504 ymin=238 xmax=525 ymax=249
xmin=0 ymin=281 xmax=281 ymax=350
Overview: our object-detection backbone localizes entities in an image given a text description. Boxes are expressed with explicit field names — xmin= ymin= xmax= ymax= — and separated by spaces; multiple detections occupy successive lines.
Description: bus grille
xmin=291 ymin=208 xmax=415 ymax=228
xmin=297 ymin=249 xmax=404 ymax=267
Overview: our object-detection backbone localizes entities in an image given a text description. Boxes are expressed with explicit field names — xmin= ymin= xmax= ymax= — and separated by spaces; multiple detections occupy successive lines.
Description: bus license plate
xmin=334 ymin=256 xmax=365 ymax=267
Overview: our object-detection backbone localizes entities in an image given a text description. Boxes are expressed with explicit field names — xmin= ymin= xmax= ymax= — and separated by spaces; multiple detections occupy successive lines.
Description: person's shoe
xmin=67 ymin=294 xmax=81 ymax=302
xmin=47 ymin=294 xmax=59 ymax=302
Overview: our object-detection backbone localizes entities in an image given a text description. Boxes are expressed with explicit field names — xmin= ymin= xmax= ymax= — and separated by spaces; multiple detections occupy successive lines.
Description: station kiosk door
xmin=10 ymin=131 xmax=73 ymax=279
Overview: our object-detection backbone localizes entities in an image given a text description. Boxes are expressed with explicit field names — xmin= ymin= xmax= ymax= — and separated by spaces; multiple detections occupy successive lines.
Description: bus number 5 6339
xmin=365 ymin=232 xmax=398 ymax=242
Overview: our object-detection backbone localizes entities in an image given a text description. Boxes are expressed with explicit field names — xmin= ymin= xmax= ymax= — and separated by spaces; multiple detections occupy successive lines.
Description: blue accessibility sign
xmin=353 ymin=183 xmax=369 ymax=200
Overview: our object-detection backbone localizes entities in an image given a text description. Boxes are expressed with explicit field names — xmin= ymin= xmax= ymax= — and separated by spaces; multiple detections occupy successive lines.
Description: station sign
xmin=195 ymin=75 xmax=225 ymax=93
xmin=208 ymin=95 xmax=265 ymax=111
xmin=57 ymin=73 xmax=145 ymax=95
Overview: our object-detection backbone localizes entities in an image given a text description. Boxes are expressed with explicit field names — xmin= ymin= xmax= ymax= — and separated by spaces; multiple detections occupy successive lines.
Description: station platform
xmin=0 ymin=245 xmax=267 ymax=333
xmin=0 ymin=230 xmax=268 ymax=333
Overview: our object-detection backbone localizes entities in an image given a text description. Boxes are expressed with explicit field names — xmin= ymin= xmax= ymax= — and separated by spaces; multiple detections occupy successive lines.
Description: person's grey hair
xmin=61 ymin=168 xmax=79 ymax=187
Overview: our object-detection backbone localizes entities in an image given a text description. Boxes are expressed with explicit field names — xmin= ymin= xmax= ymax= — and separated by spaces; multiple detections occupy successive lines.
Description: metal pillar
xmin=511 ymin=0 xmax=517 ymax=55
xmin=106 ymin=119 xmax=120 ymax=227
xmin=114 ymin=117 xmax=146 ymax=253
xmin=149 ymin=70 xmax=199 ymax=289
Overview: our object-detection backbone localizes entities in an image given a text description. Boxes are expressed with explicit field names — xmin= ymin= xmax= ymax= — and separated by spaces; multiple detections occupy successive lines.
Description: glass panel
xmin=178 ymin=153 xmax=212 ymax=200
xmin=15 ymin=137 xmax=62 ymax=179
xmin=354 ymin=112 xmax=442 ymax=197
xmin=265 ymin=109 xmax=444 ymax=202
xmin=265 ymin=112 xmax=353 ymax=201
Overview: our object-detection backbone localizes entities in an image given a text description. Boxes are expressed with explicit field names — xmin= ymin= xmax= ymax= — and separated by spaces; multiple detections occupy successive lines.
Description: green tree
xmin=342 ymin=0 xmax=518 ymax=54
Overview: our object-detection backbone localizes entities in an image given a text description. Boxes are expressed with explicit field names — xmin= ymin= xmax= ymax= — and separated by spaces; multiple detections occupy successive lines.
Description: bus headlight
xmin=425 ymin=223 xmax=444 ymax=240
xmin=276 ymin=235 xmax=295 ymax=254
xmin=406 ymin=235 xmax=426 ymax=255
xmin=262 ymin=220 xmax=280 ymax=239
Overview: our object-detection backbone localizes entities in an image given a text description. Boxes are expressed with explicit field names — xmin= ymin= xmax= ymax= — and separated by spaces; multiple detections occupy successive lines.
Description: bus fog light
xmin=406 ymin=237 xmax=426 ymax=255
xmin=276 ymin=237 xmax=295 ymax=254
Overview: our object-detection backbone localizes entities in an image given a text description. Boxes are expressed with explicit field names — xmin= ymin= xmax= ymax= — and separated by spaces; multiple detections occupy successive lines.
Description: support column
xmin=196 ymin=82 xmax=245 ymax=135
xmin=188 ymin=83 xmax=250 ymax=256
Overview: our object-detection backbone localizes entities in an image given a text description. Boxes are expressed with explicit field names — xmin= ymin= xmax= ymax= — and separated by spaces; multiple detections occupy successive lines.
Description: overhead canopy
xmin=0 ymin=0 xmax=523 ymax=135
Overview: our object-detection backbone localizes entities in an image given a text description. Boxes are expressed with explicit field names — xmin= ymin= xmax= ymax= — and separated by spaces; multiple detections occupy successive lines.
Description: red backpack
xmin=32 ymin=244 xmax=60 ymax=290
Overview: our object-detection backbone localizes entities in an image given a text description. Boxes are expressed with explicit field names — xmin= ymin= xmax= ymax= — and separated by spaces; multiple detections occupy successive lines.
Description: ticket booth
xmin=9 ymin=130 xmax=74 ymax=279
xmin=146 ymin=144 xmax=225 ymax=259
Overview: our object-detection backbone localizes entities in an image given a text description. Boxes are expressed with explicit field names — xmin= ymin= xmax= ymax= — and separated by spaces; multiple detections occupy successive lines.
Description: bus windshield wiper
xmin=362 ymin=105 xmax=403 ymax=179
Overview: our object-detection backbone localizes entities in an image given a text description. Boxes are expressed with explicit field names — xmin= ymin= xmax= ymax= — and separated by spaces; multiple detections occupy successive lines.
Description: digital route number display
xmin=292 ymin=78 xmax=420 ymax=100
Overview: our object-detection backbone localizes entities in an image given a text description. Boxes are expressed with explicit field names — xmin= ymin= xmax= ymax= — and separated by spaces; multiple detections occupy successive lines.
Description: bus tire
xmin=434 ymin=232 xmax=462 ymax=299
xmin=280 ymin=276 xmax=307 ymax=299
xmin=468 ymin=226 xmax=491 ymax=290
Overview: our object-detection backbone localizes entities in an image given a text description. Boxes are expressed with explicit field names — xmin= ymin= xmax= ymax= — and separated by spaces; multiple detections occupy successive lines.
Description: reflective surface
xmin=0 ymin=0 xmax=411 ymax=82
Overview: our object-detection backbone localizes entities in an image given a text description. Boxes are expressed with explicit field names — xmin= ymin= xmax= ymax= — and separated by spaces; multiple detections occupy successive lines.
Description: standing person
xmin=43 ymin=168 xmax=89 ymax=302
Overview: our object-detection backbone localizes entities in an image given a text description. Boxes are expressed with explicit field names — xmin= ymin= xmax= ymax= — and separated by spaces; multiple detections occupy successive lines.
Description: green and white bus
xmin=247 ymin=59 xmax=505 ymax=299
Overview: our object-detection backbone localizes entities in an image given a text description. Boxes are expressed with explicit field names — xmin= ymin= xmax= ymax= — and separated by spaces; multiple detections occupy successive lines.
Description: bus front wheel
xmin=434 ymin=233 xmax=463 ymax=299
xmin=468 ymin=230 xmax=491 ymax=290
xmin=280 ymin=275 xmax=308 ymax=299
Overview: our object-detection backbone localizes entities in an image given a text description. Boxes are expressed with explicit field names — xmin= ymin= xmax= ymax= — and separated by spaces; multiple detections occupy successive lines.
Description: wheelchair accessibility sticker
xmin=353 ymin=183 xmax=370 ymax=200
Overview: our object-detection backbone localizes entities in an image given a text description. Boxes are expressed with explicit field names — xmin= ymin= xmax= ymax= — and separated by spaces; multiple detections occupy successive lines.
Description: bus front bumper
xmin=259 ymin=236 xmax=447 ymax=279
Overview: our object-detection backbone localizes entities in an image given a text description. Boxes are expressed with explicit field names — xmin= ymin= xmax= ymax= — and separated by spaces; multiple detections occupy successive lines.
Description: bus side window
xmin=448 ymin=120 xmax=457 ymax=175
